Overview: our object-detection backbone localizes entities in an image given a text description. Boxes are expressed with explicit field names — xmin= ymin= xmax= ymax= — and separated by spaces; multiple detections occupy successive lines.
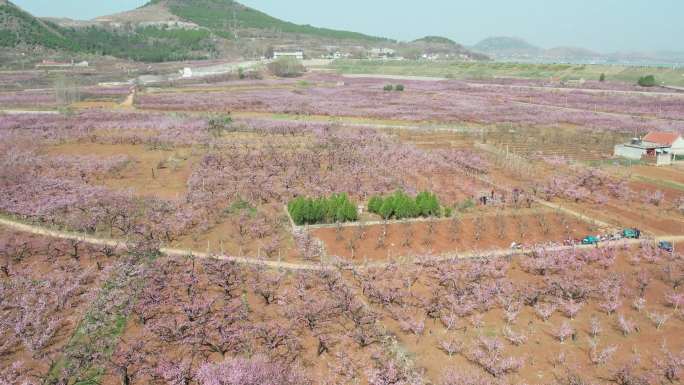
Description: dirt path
xmin=0 ymin=109 xmax=58 ymax=115
xmin=0 ymin=217 xmax=326 ymax=271
xmin=535 ymin=199 xmax=615 ymax=229
xmin=2 ymin=216 xmax=681 ymax=272
xmin=120 ymin=90 xmax=135 ymax=108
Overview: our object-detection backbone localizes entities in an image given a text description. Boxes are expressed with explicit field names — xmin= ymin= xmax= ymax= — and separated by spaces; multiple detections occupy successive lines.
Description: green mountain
xmin=148 ymin=0 xmax=387 ymax=41
xmin=2 ymin=0 xmax=485 ymax=63
xmin=0 ymin=0 xmax=71 ymax=48
xmin=0 ymin=0 xmax=216 ymax=61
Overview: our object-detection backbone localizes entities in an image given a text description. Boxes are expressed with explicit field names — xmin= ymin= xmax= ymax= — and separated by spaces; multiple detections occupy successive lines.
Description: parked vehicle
xmin=658 ymin=241 xmax=674 ymax=253
xmin=622 ymin=228 xmax=641 ymax=239
xmin=582 ymin=236 xmax=600 ymax=245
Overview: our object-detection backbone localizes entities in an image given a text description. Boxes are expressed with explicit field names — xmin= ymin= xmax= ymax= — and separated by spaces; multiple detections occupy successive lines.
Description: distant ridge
xmin=2 ymin=0 xmax=488 ymax=63
xmin=472 ymin=36 xmax=542 ymax=57
xmin=410 ymin=35 xmax=489 ymax=60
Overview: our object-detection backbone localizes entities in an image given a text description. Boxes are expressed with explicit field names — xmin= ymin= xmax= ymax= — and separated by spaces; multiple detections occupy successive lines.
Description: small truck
xmin=658 ymin=241 xmax=674 ymax=253
xmin=622 ymin=228 xmax=641 ymax=239
xmin=582 ymin=236 xmax=600 ymax=245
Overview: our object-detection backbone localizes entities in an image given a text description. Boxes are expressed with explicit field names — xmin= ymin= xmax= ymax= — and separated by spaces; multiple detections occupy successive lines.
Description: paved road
xmin=0 ymin=109 xmax=58 ymax=115
xmin=343 ymin=73 xmax=448 ymax=82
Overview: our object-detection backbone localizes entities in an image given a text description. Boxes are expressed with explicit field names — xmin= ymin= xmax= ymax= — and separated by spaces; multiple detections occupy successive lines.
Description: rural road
xmin=1 ymin=216 xmax=681 ymax=272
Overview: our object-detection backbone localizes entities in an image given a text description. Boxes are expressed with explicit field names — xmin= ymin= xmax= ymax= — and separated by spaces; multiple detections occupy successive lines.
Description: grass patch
xmin=45 ymin=258 xmax=149 ymax=385
xmin=634 ymin=175 xmax=684 ymax=192
xmin=224 ymin=198 xmax=258 ymax=216
xmin=330 ymin=60 xmax=684 ymax=86
xmin=586 ymin=158 xmax=647 ymax=167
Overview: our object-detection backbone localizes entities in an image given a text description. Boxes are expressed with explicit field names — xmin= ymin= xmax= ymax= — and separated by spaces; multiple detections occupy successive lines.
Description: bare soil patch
xmin=44 ymin=143 xmax=201 ymax=200
xmin=312 ymin=209 xmax=595 ymax=261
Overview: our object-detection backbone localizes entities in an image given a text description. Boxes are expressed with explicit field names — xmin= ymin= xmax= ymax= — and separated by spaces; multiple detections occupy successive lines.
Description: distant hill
xmin=408 ymin=36 xmax=489 ymax=60
xmin=473 ymin=36 xmax=610 ymax=63
xmin=1 ymin=0 xmax=221 ymax=61
xmin=102 ymin=0 xmax=388 ymax=42
xmin=412 ymin=36 xmax=458 ymax=45
xmin=472 ymin=37 xmax=542 ymax=57
xmin=2 ymin=0 xmax=488 ymax=63
xmin=544 ymin=46 xmax=600 ymax=60
xmin=0 ymin=1 xmax=71 ymax=49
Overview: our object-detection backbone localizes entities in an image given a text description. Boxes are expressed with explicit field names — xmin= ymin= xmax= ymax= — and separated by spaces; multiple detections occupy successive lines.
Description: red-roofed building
xmin=614 ymin=131 xmax=684 ymax=165
xmin=643 ymin=132 xmax=683 ymax=148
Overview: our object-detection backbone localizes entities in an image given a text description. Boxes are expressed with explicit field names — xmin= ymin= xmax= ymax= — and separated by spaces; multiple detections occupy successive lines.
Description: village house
xmin=36 ymin=60 xmax=89 ymax=69
xmin=369 ymin=47 xmax=396 ymax=58
xmin=273 ymin=50 xmax=304 ymax=60
xmin=614 ymin=131 xmax=684 ymax=165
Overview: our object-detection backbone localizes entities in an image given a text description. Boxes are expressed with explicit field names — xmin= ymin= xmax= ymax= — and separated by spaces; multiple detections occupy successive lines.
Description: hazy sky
xmin=12 ymin=0 xmax=684 ymax=52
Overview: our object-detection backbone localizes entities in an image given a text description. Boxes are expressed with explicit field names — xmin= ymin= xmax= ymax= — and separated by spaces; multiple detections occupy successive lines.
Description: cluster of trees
xmin=637 ymin=75 xmax=657 ymax=87
xmin=356 ymin=244 xmax=683 ymax=384
xmin=268 ymin=57 xmax=305 ymax=78
xmin=288 ymin=193 xmax=358 ymax=225
xmin=383 ymin=84 xmax=405 ymax=91
xmin=368 ymin=190 xmax=445 ymax=220
xmin=62 ymin=26 xmax=215 ymax=62
xmin=112 ymin=256 xmax=408 ymax=385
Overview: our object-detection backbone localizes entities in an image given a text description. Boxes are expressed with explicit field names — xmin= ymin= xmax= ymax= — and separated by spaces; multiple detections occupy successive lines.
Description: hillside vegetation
xmin=0 ymin=1 xmax=216 ymax=61
xmin=331 ymin=59 xmax=684 ymax=86
xmin=0 ymin=2 xmax=70 ymax=48
xmin=149 ymin=0 xmax=388 ymax=41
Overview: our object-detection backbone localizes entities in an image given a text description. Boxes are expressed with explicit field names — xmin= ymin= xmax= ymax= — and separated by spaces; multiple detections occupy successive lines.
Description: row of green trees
xmin=368 ymin=190 xmax=445 ymax=220
xmin=288 ymin=193 xmax=358 ymax=225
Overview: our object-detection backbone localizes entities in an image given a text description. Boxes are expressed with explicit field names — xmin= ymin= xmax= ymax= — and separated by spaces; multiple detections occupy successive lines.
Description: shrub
xmin=368 ymin=190 xmax=442 ymax=220
xmin=207 ymin=115 xmax=233 ymax=137
xmin=637 ymin=75 xmax=656 ymax=87
xmin=456 ymin=198 xmax=476 ymax=212
xmin=395 ymin=84 xmax=405 ymax=91
xmin=368 ymin=196 xmax=384 ymax=214
xmin=599 ymin=73 xmax=606 ymax=82
xmin=416 ymin=191 xmax=440 ymax=217
xmin=268 ymin=57 xmax=305 ymax=78
xmin=288 ymin=193 xmax=357 ymax=225
xmin=383 ymin=84 xmax=394 ymax=91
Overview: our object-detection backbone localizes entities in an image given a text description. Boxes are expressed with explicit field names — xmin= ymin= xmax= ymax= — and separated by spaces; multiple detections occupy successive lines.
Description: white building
xmin=370 ymin=48 xmax=396 ymax=58
xmin=614 ymin=132 xmax=684 ymax=165
xmin=273 ymin=51 xmax=304 ymax=60
xmin=643 ymin=132 xmax=684 ymax=157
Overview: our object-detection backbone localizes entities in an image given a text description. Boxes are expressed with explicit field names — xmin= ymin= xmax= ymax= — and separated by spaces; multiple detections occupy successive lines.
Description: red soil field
xmin=312 ymin=210 xmax=596 ymax=261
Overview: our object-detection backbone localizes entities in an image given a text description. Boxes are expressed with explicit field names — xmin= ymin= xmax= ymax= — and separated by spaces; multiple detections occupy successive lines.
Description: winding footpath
xmin=1 ymin=216 xmax=681 ymax=272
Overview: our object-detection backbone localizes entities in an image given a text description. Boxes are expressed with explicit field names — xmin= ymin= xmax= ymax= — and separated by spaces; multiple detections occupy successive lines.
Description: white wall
xmin=670 ymin=137 xmax=684 ymax=155
xmin=614 ymin=145 xmax=645 ymax=160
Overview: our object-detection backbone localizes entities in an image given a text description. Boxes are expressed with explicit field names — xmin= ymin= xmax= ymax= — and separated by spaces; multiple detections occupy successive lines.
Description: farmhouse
xmin=273 ymin=51 xmax=304 ymax=60
xmin=370 ymin=47 xmax=396 ymax=58
xmin=36 ymin=60 xmax=89 ymax=68
xmin=643 ymin=132 xmax=684 ymax=156
xmin=614 ymin=131 xmax=684 ymax=165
